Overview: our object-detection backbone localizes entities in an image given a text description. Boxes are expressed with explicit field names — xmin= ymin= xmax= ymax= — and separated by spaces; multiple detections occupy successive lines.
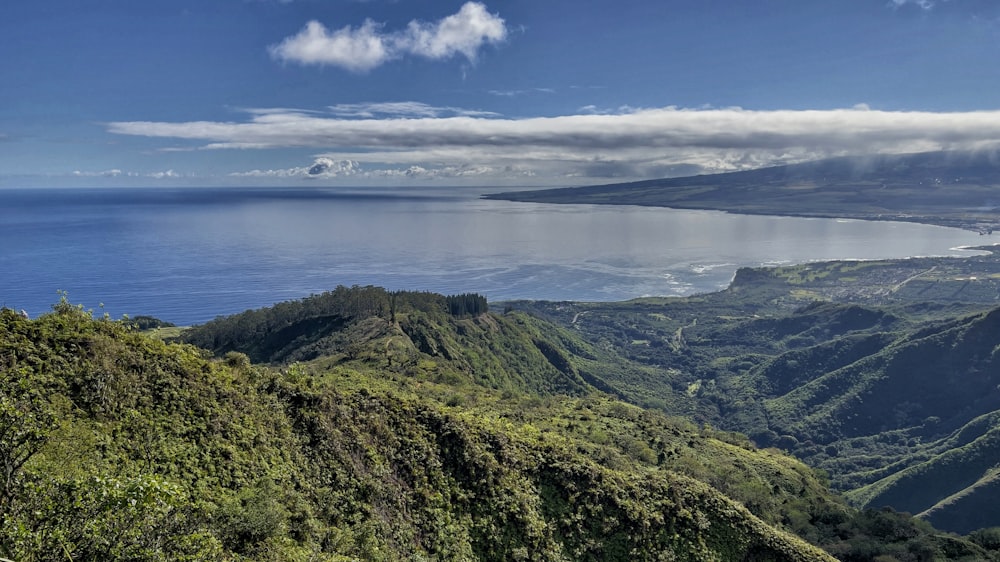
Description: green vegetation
xmin=8 ymin=267 xmax=1000 ymax=559
xmin=508 ymin=248 xmax=1000 ymax=536
xmin=125 ymin=315 xmax=176 ymax=331
xmin=2 ymin=297 xmax=844 ymax=561
xmin=181 ymin=286 xmax=593 ymax=396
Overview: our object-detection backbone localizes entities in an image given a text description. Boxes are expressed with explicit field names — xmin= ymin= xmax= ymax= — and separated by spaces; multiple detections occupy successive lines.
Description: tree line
xmin=182 ymin=286 xmax=488 ymax=353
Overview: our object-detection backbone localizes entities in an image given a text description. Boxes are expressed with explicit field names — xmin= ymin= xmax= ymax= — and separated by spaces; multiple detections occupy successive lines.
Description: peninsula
xmin=485 ymin=151 xmax=1000 ymax=234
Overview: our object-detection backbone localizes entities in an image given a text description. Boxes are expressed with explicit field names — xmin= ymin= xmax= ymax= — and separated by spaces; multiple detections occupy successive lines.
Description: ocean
xmin=0 ymin=186 xmax=989 ymax=325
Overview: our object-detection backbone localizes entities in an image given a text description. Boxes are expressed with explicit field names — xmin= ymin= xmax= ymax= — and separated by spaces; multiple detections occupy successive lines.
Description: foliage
xmin=177 ymin=284 xmax=1000 ymax=557
xmin=126 ymin=315 xmax=176 ymax=331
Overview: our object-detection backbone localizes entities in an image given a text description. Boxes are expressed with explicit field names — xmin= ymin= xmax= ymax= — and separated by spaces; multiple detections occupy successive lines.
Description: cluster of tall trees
xmin=445 ymin=293 xmax=488 ymax=317
xmin=183 ymin=285 xmax=390 ymax=350
xmin=182 ymin=286 xmax=489 ymax=355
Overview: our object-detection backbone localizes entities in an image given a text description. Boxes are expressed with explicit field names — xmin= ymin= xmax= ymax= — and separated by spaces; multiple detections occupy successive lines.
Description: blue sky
xmin=4 ymin=0 xmax=1000 ymax=187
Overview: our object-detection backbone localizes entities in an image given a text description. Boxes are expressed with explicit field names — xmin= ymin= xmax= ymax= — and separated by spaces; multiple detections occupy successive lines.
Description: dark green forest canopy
xmin=182 ymin=286 xmax=488 ymax=364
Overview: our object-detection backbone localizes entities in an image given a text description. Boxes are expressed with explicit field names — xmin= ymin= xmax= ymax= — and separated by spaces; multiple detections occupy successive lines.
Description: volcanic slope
xmin=486 ymin=150 xmax=1000 ymax=232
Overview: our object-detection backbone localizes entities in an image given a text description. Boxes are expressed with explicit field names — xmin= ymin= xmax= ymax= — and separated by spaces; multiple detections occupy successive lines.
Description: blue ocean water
xmin=0 ymin=186 xmax=990 ymax=325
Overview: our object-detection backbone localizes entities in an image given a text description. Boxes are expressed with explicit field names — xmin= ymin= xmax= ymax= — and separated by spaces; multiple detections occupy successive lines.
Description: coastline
xmin=483 ymin=192 xmax=999 ymax=235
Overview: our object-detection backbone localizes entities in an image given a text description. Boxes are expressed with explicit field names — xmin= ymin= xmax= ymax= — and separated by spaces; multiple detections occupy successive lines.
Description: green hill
xmin=749 ymin=306 xmax=1000 ymax=534
xmin=181 ymin=287 xmax=598 ymax=397
xmin=765 ymin=307 xmax=1000 ymax=441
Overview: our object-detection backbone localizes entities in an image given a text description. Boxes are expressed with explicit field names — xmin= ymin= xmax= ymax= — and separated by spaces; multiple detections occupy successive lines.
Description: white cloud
xmin=397 ymin=1 xmax=506 ymax=61
xmin=269 ymin=20 xmax=391 ymax=72
xmin=229 ymin=156 xmax=534 ymax=182
xmin=73 ymin=169 xmax=129 ymax=178
xmin=889 ymin=0 xmax=936 ymax=10
xmin=242 ymin=107 xmax=324 ymax=117
xmin=268 ymin=2 xmax=507 ymax=72
xmin=109 ymin=105 xmax=1000 ymax=183
xmin=379 ymin=163 xmax=534 ymax=179
xmin=578 ymin=104 xmax=644 ymax=115
xmin=327 ymin=101 xmax=500 ymax=118
xmin=488 ymin=88 xmax=555 ymax=97
xmin=305 ymin=157 xmax=361 ymax=177
xmin=71 ymin=169 xmax=184 ymax=180
xmin=231 ymin=157 xmax=362 ymax=178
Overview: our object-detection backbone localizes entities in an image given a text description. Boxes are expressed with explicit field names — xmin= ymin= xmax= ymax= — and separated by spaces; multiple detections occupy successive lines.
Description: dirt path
xmin=890 ymin=266 xmax=938 ymax=293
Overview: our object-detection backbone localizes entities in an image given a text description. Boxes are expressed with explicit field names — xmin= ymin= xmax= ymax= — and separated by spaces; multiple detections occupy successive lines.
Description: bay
xmin=0 ymin=186 xmax=990 ymax=325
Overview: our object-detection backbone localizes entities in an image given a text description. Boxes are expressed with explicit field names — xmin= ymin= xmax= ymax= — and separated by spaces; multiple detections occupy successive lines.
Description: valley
xmin=508 ymin=245 xmax=1000 ymax=536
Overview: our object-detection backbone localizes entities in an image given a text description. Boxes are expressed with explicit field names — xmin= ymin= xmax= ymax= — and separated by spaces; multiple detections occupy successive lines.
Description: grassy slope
xmin=757 ymin=307 xmax=1000 ymax=534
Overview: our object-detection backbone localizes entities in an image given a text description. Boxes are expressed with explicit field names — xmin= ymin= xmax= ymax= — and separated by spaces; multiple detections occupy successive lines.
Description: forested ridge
xmin=4 ymin=287 xmax=999 ymax=560
xmin=1 ymin=298 xmax=836 ymax=561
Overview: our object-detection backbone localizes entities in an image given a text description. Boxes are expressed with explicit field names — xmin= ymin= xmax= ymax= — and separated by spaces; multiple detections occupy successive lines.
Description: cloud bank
xmin=327 ymin=101 xmax=500 ymax=118
xmin=108 ymin=105 xmax=1000 ymax=183
xmin=72 ymin=169 xmax=181 ymax=179
xmin=230 ymin=156 xmax=534 ymax=181
xmin=268 ymin=2 xmax=507 ymax=71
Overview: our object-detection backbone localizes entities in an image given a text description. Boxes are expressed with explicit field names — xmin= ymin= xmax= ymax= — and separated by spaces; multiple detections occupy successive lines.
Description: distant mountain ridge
xmin=486 ymin=150 xmax=1000 ymax=232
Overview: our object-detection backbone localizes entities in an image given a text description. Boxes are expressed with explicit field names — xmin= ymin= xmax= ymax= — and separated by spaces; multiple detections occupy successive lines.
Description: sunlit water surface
xmin=0 ymin=186 xmax=990 ymax=324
